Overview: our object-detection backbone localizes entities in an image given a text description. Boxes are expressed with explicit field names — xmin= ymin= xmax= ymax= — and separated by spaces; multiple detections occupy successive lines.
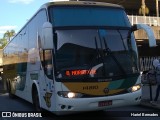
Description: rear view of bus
xmin=3 ymin=1 xmax=156 ymax=115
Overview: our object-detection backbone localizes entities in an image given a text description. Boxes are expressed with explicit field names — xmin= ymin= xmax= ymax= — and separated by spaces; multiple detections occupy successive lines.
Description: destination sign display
xmin=65 ymin=69 xmax=96 ymax=76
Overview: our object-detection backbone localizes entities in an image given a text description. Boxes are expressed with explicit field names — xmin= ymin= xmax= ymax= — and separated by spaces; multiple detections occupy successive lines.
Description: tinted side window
xmin=28 ymin=17 xmax=37 ymax=49
xmin=37 ymin=9 xmax=48 ymax=42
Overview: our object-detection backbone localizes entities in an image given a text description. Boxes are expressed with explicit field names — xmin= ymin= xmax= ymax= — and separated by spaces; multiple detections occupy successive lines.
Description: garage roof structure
xmin=77 ymin=0 xmax=159 ymax=16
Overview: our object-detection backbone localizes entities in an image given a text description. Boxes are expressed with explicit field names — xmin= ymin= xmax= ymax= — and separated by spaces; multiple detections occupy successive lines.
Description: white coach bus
xmin=3 ymin=1 xmax=156 ymax=114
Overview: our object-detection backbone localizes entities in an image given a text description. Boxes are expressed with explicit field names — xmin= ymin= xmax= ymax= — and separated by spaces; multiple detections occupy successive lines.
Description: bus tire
xmin=32 ymin=88 xmax=41 ymax=111
xmin=8 ymin=82 xmax=15 ymax=99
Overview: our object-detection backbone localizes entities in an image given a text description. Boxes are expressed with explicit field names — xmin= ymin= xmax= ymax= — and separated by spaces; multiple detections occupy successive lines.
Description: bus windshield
xmin=49 ymin=6 xmax=138 ymax=81
xmin=55 ymin=29 xmax=139 ymax=80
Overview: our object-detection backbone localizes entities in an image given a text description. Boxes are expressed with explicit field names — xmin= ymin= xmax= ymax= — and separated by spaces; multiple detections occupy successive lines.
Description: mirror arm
xmin=131 ymin=24 xmax=157 ymax=47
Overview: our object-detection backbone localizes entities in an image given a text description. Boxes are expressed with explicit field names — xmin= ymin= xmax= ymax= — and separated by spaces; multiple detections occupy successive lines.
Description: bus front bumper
xmin=55 ymin=89 xmax=141 ymax=113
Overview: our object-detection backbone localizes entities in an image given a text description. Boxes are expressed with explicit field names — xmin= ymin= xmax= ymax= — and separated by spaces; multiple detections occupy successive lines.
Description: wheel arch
xmin=31 ymin=81 xmax=42 ymax=107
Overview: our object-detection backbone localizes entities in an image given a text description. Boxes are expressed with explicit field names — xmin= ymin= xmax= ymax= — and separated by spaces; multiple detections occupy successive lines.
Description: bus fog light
xmin=128 ymin=84 xmax=141 ymax=92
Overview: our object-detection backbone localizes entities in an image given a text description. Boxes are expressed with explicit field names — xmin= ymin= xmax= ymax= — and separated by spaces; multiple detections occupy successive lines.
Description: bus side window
xmin=43 ymin=50 xmax=53 ymax=79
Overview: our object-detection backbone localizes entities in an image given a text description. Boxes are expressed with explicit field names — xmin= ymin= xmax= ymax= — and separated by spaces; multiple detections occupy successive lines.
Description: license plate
xmin=98 ymin=100 xmax=112 ymax=107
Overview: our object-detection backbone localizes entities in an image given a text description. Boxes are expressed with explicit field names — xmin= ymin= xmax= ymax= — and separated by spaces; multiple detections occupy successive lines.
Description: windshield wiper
xmin=95 ymin=36 xmax=101 ymax=60
xmin=102 ymin=36 xmax=126 ymax=76
xmin=86 ymin=30 xmax=127 ymax=78
xmin=84 ymin=37 xmax=103 ymax=78
xmin=117 ymin=30 xmax=127 ymax=51
xmin=118 ymin=29 xmax=138 ymax=72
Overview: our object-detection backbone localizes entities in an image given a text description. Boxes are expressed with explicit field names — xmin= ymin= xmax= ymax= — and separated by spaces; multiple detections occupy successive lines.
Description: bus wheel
xmin=33 ymin=89 xmax=41 ymax=111
xmin=8 ymin=83 xmax=15 ymax=99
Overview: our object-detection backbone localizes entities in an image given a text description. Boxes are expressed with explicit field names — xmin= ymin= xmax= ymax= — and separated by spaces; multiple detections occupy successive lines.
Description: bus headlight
xmin=128 ymin=84 xmax=141 ymax=92
xmin=57 ymin=91 xmax=83 ymax=98
xmin=67 ymin=92 xmax=76 ymax=98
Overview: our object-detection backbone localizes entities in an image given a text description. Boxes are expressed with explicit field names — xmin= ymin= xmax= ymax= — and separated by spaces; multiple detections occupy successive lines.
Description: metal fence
xmin=128 ymin=15 xmax=160 ymax=26
xmin=128 ymin=15 xmax=160 ymax=40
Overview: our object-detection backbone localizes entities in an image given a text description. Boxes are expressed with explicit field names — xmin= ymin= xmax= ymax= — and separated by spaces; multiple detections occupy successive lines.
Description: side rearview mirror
xmin=42 ymin=22 xmax=53 ymax=49
xmin=132 ymin=24 xmax=157 ymax=47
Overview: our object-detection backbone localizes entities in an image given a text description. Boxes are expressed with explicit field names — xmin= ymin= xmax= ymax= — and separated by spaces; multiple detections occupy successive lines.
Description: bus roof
xmin=41 ymin=1 xmax=124 ymax=9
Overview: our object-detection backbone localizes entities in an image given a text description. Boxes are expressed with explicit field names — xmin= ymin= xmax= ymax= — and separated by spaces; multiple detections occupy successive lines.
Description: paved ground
xmin=0 ymin=79 xmax=6 ymax=93
xmin=141 ymin=84 xmax=160 ymax=109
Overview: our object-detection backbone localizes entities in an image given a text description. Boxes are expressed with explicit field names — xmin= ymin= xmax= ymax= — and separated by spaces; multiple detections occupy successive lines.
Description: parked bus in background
xmin=2 ymin=1 xmax=156 ymax=114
